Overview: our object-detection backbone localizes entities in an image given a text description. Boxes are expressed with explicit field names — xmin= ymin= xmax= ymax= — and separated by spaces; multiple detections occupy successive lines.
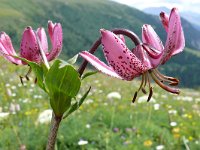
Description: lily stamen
xmin=152 ymin=69 xmax=179 ymax=87
xmin=154 ymin=69 xmax=179 ymax=83
xmin=19 ymin=66 xmax=32 ymax=85
xmin=149 ymin=70 xmax=180 ymax=94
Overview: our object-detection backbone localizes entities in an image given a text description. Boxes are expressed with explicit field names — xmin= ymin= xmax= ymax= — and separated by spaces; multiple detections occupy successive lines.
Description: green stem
xmin=35 ymin=32 xmax=61 ymax=150
xmin=46 ymin=113 xmax=62 ymax=150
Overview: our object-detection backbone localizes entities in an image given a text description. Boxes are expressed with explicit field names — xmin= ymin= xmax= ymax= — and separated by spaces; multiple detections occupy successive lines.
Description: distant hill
xmin=1 ymin=0 xmax=200 ymax=88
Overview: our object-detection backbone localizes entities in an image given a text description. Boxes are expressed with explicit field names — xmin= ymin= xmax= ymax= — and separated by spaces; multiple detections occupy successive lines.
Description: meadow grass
xmin=0 ymin=58 xmax=199 ymax=150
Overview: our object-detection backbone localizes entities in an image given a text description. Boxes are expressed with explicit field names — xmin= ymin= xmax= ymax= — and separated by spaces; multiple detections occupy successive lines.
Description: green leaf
xmin=59 ymin=54 xmax=78 ymax=68
xmin=45 ymin=59 xmax=81 ymax=116
xmin=50 ymin=92 xmax=72 ymax=116
xmin=67 ymin=54 xmax=78 ymax=64
xmin=63 ymin=86 xmax=91 ymax=119
xmin=81 ymin=71 xmax=98 ymax=80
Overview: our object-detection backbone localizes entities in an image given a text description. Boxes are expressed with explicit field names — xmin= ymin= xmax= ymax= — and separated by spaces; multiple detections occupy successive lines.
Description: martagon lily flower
xmin=0 ymin=21 xmax=62 ymax=65
xmin=79 ymin=8 xmax=185 ymax=102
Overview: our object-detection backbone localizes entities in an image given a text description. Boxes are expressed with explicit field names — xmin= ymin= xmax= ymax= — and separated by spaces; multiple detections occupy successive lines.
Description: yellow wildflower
xmin=173 ymin=133 xmax=180 ymax=139
xmin=172 ymin=127 xmax=180 ymax=133
xmin=144 ymin=140 xmax=153 ymax=147
xmin=188 ymin=136 xmax=193 ymax=141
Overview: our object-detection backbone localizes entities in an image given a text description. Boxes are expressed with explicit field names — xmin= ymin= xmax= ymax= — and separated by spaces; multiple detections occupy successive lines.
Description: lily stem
xmin=46 ymin=113 xmax=62 ymax=150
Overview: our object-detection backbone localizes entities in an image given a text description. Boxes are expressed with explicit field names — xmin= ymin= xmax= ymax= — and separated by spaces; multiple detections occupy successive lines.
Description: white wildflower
xmin=107 ymin=92 xmax=121 ymax=99
xmin=77 ymin=94 xmax=82 ymax=99
xmin=86 ymin=124 xmax=91 ymax=129
xmin=0 ymin=112 xmax=9 ymax=119
xmin=31 ymin=84 xmax=35 ymax=88
xmin=12 ymin=93 xmax=16 ymax=97
xmin=170 ymin=122 xmax=177 ymax=127
xmin=29 ymin=89 xmax=33 ymax=92
xmin=37 ymin=109 xmax=52 ymax=124
xmin=156 ymin=145 xmax=165 ymax=150
xmin=18 ymin=83 xmax=22 ymax=87
xmin=85 ymin=99 xmax=94 ymax=104
xmin=78 ymin=139 xmax=88 ymax=145
xmin=168 ymin=110 xmax=177 ymax=115
xmin=5 ymin=83 xmax=10 ymax=87
xmin=154 ymin=104 xmax=160 ymax=110
xmin=138 ymin=95 xmax=156 ymax=103
xmin=11 ymin=86 xmax=16 ymax=90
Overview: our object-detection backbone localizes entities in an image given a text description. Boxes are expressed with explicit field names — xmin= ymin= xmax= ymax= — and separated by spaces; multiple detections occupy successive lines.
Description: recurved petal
xmin=0 ymin=32 xmax=22 ymax=64
xmin=20 ymin=27 xmax=41 ymax=63
xmin=162 ymin=8 xmax=185 ymax=64
xmin=160 ymin=12 xmax=169 ymax=32
xmin=36 ymin=27 xmax=48 ymax=53
xmin=79 ymin=51 xmax=123 ymax=79
xmin=0 ymin=32 xmax=17 ymax=55
xmin=0 ymin=42 xmax=22 ymax=65
xmin=142 ymin=24 xmax=164 ymax=52
xmin=101 ymin=29 xmax=147 ymax=80
xmin=46 ymin=23 xmax=62 ymax=61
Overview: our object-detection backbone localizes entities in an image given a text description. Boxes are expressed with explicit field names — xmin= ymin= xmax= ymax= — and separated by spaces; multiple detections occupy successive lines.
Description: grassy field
xmin=0 ymin=58 xmax=199 ymax=150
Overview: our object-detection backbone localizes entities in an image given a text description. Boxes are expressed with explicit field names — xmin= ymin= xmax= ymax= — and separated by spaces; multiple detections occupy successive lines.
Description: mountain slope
xmin=0 ymin=0 xmax=200 ymax=87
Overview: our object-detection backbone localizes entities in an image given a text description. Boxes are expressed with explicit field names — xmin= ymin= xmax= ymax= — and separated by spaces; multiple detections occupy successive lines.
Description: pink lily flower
xmin=80 ymin=7 xmax=184 ymax=102
xmin=0 ymin=21 xmax=62 ymax=65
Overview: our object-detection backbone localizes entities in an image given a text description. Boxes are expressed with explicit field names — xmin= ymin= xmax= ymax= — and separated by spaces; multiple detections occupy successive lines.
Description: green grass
xmin=0 ymin=57 xmax=199 ymax=150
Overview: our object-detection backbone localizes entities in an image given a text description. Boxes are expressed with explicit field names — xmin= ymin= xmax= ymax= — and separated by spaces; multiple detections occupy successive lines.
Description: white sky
xmin=111 ymin=0 xmax=200 ymax=14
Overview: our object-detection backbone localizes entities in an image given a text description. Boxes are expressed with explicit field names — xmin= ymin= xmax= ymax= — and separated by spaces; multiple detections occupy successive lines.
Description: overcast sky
xmin=111 ymin=0 xmax=200 ymax=14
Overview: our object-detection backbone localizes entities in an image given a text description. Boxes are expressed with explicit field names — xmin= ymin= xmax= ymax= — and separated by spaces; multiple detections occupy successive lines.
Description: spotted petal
xmin=162 ymin=8 xmax=185 ymax=64
xmin=101 ymin=29 xmax=147 ymax=80
xmin=20 ymin=27 xmax=41 ymax=63
xmin=79 ymin=51 xmax=122 ymax=79
xmin=46 ymin=21 xmax=63 ymax=61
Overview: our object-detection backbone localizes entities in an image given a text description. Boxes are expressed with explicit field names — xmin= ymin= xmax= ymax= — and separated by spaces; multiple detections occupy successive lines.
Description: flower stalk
xmin=46 ymin=114 xmax=62 ymax=150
